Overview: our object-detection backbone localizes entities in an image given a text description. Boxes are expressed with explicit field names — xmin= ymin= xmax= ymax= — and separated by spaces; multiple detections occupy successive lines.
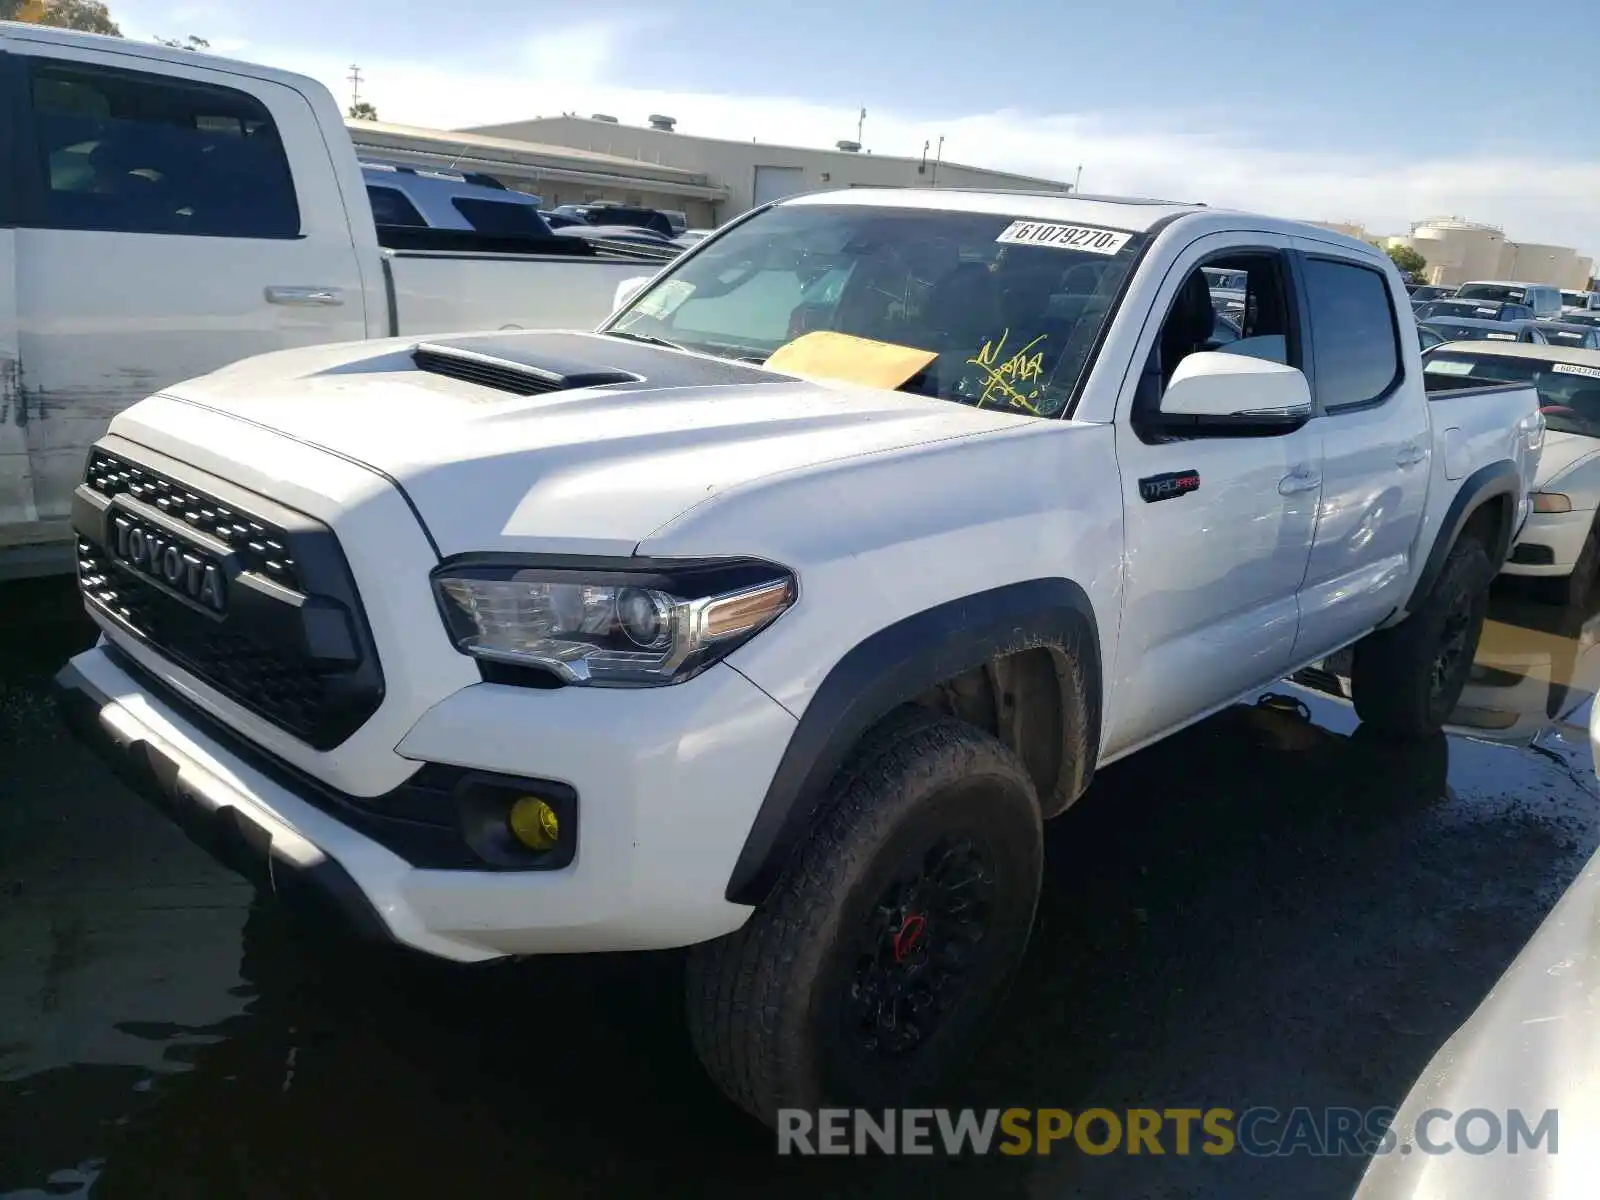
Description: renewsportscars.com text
xmin=777 ymin=1106 xmax=1560 ymax=1158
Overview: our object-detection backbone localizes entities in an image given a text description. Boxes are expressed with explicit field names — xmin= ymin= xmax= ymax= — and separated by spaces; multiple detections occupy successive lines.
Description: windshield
xmin=1562 ymin=312 xmax=1600 ymax=328
xmin=1456 ymin=283 xmax=1527 ymax=303
xmin=1424 ymin=352 xmax=1600 ymax=435
xmin=603 ymin=203 xmax=1148 ymax=418
xmin=1542 ymin=326 xmax=1596 ymax=347
xmin=1562 ymin=291 xmax=1592 ymax=309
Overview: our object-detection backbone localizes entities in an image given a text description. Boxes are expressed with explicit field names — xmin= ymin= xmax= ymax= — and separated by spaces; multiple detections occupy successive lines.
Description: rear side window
xmin=367 ymin=184 xmax=426 ymax=227
xmin=1300 ymin=257 xmax=1402 ymax=411
xmin=450 ymin=197 xmax=550 ymax=236
xmin=26 ymin=58 xmax=298 ymax=238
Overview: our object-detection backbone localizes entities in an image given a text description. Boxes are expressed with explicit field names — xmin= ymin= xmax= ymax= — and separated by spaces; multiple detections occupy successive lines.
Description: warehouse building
xmin=459 ymin=114 xmax=1073 ymax=224
xmin=345 ymin=119 xmax=730 ymax=221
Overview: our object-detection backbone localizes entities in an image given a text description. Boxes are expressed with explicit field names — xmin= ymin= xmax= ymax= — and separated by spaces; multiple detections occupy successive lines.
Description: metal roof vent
xmin=836 ymin=139 xmax=861 ymax=153
xmin=647 ymin=114 xmax=677 ymax=132
xmin=591 ymin=113 xmax=619 ymax=123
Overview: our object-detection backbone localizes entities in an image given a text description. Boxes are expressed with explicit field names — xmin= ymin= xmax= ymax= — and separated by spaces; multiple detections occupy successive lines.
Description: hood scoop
xmin=407 ymin=331 xmax=794 ymax=401
xmin=412 ymin=342 xmax=641 ymax=398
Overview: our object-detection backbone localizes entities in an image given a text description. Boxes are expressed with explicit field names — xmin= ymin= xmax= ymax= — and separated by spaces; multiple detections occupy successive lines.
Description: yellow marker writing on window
xmin=968 ymin=329 xmax=1048 ymax=414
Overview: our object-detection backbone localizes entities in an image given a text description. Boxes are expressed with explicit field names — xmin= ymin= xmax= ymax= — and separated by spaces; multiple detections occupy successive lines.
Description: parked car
xmin=551 ymin=202 xmax=675 ymax=239
xmin=1536 ymin=322 xmax=1600 ymax=350
xmin=56 ymin=189 xmax=1543 ymax=1127
xmin=1558 ymin=311 xmax=1600 ymax=330
xmin=659 ymin=209 xmax=689 ymax=236
xmin=1456 ymin=280 xmax=1565 ymax=319
xmin=1420 ymin=318 xmax=1549 ymax=345
xmin=1408 ymin=284 xmax=1457 ymax=304
xmin=1417 ymin=324 xmax=1447 ymax=351
xmin=360 ymin=161 xmax=550 ymax=236
xmin=538 ymin=209 xmax=584 ymax=229
xmin=0 ymin=21 xmax=679 ymax=579
xmin=553 ymin=224 xmax=678 ymax=248
xmin=1560 ymin=289 xmax=1598 ymax=314
xmin=1423 ymin=342 xmax=1600 ymax=603
xmin=1414 ymin=298 xmax=1536 ymax=323
xmin=673 ymin=228 xmax=715 ymax=248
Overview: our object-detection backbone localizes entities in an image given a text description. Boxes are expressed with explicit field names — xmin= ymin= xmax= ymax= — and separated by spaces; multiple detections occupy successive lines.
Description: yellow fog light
xmin=1533 ymin=492 xmax=1573 ymax=514
xmin=508 ymin=797 xmax=561 ymax=852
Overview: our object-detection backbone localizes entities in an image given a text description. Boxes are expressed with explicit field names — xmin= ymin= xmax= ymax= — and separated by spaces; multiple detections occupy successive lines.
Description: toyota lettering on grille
xmin=110 ymin=513 xmax=227 ymax=613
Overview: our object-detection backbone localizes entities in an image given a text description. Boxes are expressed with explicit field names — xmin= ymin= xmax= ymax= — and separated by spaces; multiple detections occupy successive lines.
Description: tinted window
xmin=367 ymin=184 xmax=426 ymax=227
xmin=1301 ymin=258 xmax=1402 ymax=410
xmin=1423 ymin=353 xmax=1600 ymax=435
xmin=451 ymin=197 xmax=551 ymax=236
xmin=28 ymin=60 xmax=298 ymax=238
xmin=1457 ymin=284 xmax=1527 ymax=303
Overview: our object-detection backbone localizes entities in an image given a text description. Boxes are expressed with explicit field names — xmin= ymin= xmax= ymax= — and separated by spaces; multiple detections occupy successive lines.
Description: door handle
xmin=1395 ymin=441 xmax=1427 ymax=467
xmin=1278 ymin=467 xmax=1321 ymax=496
xmin=265 ymin=285 xmax=345 ymax=307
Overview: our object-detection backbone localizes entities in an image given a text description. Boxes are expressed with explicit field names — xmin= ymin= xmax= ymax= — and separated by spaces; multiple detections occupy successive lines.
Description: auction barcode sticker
xmin=996 ymin=221 xmax=1132 ymax=255
xmin=1554 ymin=363 xmax=1600 ymax=379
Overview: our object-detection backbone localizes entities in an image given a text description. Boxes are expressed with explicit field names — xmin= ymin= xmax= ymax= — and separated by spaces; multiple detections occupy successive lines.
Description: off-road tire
xmin=1535 ymin=519 xmax=1600 ymax=609
xmin=685 ymin=708 xmax=1043 ymax=1126
xmin=1350 ymin=536 xmax=1494 ymax=740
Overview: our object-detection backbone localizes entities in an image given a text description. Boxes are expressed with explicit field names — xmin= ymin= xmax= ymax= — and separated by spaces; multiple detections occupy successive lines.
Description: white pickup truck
xmin=0 ymin=22 xmax=675 ymax=578
xmin=55 ymin=188 xmax=1543 ymax=1125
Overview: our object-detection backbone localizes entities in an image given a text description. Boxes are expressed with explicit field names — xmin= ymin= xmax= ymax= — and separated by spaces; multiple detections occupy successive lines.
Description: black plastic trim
xmin=54 ymin=659 xmax=396 ymax=945
xmin=75 ymin=642 xmax=578 ymax=873
xmin=0 ymin=52 xmax=17 ymax=228
xmin=724 ymin=578 xmax=1101 ymax=906
xmin=1408 ymin=459 xmax=1521 ymax=610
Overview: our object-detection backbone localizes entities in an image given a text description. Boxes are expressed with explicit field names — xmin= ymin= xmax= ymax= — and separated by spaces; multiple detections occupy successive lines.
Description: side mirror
xmin=1155 ymin=351 xmax=1312 ymax=431
xmin=612 ymin=276 xmax=653 ymax=312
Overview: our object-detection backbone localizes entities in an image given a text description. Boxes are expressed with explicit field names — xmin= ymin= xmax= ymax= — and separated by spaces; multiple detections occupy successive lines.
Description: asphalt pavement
xmin=2 ymin=576 xmax=1597 ymax=1199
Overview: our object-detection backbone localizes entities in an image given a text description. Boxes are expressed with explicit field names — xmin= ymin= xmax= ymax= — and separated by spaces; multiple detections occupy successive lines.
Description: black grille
xmin=1509 ymin=542 xmax=1555 ymax=566
xmin=74 ymin=445 xmax=384 ymax=750
xmin=85 ymin=450 xmax=301 ymax=592
xmin=412 ymin=344 xmax=638 ymax=398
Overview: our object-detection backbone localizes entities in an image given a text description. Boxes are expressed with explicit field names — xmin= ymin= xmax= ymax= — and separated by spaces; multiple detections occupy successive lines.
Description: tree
xmin=4 ymin=0 xmax=122 ymax=34
xmin=347 ymin=101 xmax=379 ymax=121
xmin=1386 ymin=244 xmax=1428 ymax=281
xmin=155 ymin=34 xmax=210 ymax=50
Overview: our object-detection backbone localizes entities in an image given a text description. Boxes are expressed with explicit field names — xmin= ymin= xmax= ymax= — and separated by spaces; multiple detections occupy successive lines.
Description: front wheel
xmin=1350 ymin=536 xmax=1493 ymax=739
xmin=685 ymin=710 xmax=1043 ymax=1126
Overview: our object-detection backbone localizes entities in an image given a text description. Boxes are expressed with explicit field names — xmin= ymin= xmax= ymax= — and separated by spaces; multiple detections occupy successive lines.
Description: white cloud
xmin=92 ymin=8 xmax=1600 ymax=261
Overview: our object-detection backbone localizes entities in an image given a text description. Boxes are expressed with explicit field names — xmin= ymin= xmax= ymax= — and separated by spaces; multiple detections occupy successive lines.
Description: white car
xmin=0 ymin=22 xmax=675 ymax=580
xmin=56 ymin=188 xmax=1542 ymax=1125
xmin=1424 ymin=342 xmax=1600 ymax=604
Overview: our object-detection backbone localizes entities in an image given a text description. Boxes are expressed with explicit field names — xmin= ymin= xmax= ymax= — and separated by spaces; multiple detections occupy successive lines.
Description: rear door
xmin=1288 ymin=244 xmax=1431 ymax=659
xmin=6 ymin=39 xmax=366 ymax=547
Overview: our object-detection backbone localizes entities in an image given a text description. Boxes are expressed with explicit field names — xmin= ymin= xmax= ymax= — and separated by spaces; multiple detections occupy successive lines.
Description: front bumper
xmin=55 ymin=643 xmax=796 ymax=962
xmin=1501 ymin=506 xmax=1594 ymax=577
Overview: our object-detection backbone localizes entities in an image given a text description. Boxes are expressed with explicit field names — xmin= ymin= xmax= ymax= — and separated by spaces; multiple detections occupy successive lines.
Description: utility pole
xmin=857 ymin=106 xmax=866 ymax=147
xmin=1073 ymin=163 xmax=1083 ymax=194
xmin=919 ymin=139 xmax=930 ymax=176
xmin=930 ymin=136 xmax=944 ymax=187
xmin=347 ymin=63 xmax=363 ymax=110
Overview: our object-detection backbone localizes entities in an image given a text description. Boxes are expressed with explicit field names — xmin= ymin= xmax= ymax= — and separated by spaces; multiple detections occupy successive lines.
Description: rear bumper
xmin=55 ymin=642 xmax=796 ymax=962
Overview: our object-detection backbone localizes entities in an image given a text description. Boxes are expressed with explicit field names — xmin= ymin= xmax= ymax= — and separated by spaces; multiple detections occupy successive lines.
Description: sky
xmin=108 ymin=0 xmax=1599 ymax=260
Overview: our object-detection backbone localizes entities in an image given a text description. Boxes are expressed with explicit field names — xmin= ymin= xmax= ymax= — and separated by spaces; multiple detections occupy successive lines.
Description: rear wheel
xmin=1351 ymin=536 xmax=1493 ymax=739
xmin=685 ymin=710 xmax=1043 ymax=1125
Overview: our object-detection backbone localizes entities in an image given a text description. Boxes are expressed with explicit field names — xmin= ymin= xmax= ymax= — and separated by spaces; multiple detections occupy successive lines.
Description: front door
xmin=1289 ymin=246 xmax=1431 ymax=659
xmin=1103 ymin=234 xmax=1321 ymax=757
xmin=5 ymin=42 xmax=366 ymax=551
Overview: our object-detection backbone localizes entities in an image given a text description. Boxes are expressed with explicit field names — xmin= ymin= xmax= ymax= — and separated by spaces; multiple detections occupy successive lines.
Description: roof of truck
xmin=779 ymin=188 xmax=1381 ymax=254
xmin=0 ymin=20 xmax=316 ymax=90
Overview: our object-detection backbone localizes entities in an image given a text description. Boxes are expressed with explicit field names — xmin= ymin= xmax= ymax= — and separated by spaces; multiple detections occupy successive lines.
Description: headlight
xmin=431 ymin=557 xmax=796 ymax=685
xmin=1533 ymin=492 xmax=1573 ymax=513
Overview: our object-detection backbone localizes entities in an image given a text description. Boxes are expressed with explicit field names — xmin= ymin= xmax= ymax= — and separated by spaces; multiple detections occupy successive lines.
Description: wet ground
xmin=2 ymin=576 xmax=1597 ymax=1199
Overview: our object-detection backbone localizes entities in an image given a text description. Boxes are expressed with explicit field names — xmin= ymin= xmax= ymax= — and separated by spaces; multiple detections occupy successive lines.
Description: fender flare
xmin=1405 ymin=460 xmax=1520 ymax=613
xmin=724 ymin=578 xmax=1101 ymax=906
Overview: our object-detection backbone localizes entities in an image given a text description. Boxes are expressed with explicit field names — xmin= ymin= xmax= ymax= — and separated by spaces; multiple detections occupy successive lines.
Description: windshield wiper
xmin=600 ymin=329 xmax=689 ymax=352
